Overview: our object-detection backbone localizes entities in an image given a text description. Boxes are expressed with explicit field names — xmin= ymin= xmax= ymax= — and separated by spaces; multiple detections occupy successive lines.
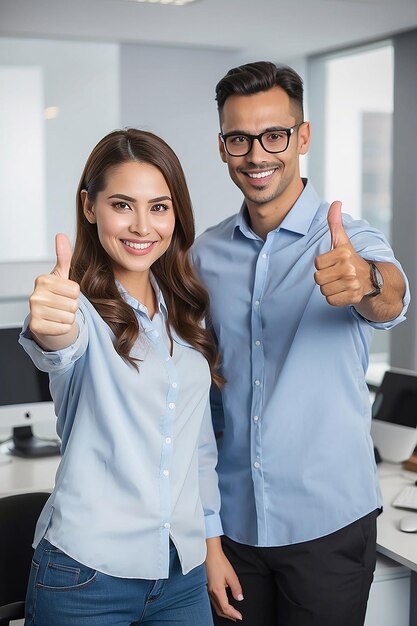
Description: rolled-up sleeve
xmin=348 ymin=222 xmax=410 ymax=329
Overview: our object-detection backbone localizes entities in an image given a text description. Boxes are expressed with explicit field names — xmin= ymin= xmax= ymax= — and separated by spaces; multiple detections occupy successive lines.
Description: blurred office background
xmin=0 ymin=0 xmax=416 ymax=381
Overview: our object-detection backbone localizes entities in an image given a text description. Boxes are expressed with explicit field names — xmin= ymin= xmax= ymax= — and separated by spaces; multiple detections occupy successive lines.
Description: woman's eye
xmin=151 ymin=204 xmax=169 ymax=212
xmin=112 ymin=201 xmax=131 ymax=211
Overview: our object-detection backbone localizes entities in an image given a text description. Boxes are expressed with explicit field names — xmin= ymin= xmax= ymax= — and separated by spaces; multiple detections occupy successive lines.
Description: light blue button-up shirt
xmin=193 ymin=180 xmax=409 ymax=547
xmin=19 ymin=278 xmax=222 ymax=578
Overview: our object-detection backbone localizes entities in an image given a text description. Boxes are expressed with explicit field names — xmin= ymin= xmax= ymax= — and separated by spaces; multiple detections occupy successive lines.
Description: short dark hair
xmin=215 ymin=61 xmax=304 ymax=122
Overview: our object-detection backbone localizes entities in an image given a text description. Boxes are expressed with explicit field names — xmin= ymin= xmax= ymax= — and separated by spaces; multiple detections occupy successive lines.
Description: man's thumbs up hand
xmin=314 ymin=202 xmax=373 ymax=307
xmin=29 ymin=234 xmax=80 ymax=347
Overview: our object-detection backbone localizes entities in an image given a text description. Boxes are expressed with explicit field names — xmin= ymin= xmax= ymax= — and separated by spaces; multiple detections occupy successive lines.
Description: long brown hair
xmin=71 ymin=128 xmax=223 ymax=387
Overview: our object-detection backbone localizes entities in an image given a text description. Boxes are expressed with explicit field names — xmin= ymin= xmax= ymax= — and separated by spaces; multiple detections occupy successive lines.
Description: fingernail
xmin=237 ymin=594 xmax=244 ymax=601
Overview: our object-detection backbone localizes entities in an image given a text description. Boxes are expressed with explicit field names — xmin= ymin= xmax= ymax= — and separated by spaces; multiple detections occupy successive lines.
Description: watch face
xmin=368 ymin=262 xmax=383 ymax=296
xmin=372 ymin=264 xmax=384 ymax=289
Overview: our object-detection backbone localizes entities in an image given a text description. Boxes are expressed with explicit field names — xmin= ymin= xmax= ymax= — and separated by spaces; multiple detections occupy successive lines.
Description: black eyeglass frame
xmin=219 ymin=123 xmax=302 ymax=157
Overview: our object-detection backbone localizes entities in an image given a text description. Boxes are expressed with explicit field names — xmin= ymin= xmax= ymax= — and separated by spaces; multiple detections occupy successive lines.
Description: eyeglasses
xmin=220 ymin=124 xmax=302 ymax=157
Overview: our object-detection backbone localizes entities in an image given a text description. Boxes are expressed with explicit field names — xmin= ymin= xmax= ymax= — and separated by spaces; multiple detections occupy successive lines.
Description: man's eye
xmin=230 ymin=136 xmax=249 ymax=145
xmin=266 ymin=132 xmax=286 ymax=142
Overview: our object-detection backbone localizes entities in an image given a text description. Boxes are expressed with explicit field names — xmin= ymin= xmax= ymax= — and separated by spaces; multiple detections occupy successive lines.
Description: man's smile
xmin=246 ymin=168 xmax=277 ymax=179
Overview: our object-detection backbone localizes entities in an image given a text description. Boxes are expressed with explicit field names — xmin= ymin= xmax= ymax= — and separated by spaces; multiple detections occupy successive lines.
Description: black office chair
xmin=0 ymin=491 xmax=50 ymax=626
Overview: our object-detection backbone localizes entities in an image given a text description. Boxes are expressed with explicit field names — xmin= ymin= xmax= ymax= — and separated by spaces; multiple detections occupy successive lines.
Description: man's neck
xmin=246 ymin=179 xmax=305 ymax=240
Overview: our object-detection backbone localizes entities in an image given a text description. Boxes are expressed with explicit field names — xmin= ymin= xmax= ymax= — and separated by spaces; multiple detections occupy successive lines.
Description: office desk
xmin=1 ymin=455 xmax=417 ymax=622
xmin=378 ymin=463 xmax=417 ymax=570
xmin=377 ymin=462 xmax=417 ymax=625
xmin=0 ymin=456 xmax=416 ymax=546
xmin=0 ymin=445 xmax=59 ymax=497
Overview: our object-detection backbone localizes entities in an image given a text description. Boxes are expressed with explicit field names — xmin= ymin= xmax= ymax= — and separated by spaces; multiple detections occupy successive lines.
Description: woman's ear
xmin=81 ymin=189 xmax=96 ymax=224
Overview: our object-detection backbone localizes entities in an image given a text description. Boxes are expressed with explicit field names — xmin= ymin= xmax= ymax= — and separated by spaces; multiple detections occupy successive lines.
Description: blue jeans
xmin=24 ymin=538 xmax=213 ymax=626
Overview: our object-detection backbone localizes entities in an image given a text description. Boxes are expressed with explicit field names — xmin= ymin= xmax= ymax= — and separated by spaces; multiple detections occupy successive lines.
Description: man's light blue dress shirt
xmin=192 ymin=180 xmax=409 ymax=547
xmin=19 ymin=277 xmax=222 ymax=579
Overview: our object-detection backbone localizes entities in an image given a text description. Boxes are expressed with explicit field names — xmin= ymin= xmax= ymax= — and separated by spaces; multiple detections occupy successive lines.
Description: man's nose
xmin=247 ymin=137 xmax=269 ymax=162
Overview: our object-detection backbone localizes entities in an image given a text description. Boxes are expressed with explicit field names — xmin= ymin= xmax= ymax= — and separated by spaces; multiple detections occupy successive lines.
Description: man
xmin=195 ymin=62 xmax=409 ymax=626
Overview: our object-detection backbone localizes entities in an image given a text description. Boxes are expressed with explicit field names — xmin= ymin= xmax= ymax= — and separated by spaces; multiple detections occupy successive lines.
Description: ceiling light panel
xmin=129 ymin=0 xmax=199 ymax=5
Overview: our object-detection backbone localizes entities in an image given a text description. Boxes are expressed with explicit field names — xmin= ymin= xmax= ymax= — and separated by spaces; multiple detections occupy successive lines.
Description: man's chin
xmin=245 ymin=189 xmax=281 ymax=206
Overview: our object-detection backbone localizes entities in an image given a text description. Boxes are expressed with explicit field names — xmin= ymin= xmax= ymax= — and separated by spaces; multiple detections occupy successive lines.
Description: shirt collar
xmin=232 ymin=178 xmax=321 ymax=240
xmin=116 ymin=273 xmax=168 ymax=319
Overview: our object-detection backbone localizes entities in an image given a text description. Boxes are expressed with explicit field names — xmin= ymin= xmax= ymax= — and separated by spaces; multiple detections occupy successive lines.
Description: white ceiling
xmin=0 ymin=0 xmax=416 ymax=61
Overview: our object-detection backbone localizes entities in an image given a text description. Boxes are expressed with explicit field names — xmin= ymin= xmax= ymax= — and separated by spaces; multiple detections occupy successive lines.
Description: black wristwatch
xmin=366 ymin=262 xmax=384 ymax=297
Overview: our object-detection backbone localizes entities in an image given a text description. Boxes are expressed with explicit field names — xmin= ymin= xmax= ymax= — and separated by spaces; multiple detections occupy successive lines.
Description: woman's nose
xmin=129 ymin=213 xmax=150 ymax=237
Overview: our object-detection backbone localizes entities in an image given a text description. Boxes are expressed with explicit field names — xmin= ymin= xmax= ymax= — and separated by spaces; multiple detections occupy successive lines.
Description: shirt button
xmin=254 ymin=462 xmax=261 ymax=469
xmin=163 ymin=469 xmax=169 ymax=477
xmin=254 ymin=300 xmax=260 ymax=306
xmin=165 ymin=437 xmax=172 ymax=444
xmin=153 ymin=330 xmax=159 ymax=338
xmin=254 ymin=379 xmax=261 ymax=386
xmin=168 ymin=402 xmax=176 ymax=409
xmin=255 ymin=340 xmax=261 ymax=346
xmin=165 ymin=356 xmax=170 ymax=362
xmin=253 ymin=415 xmax=259 ymax=422
xmin=164 ymin=522 xmax=171 ymax=529
xmin=262 ymin=253 xmax=267 ymax=259
xmin=171 ymin=382 xmax=178 ymax=388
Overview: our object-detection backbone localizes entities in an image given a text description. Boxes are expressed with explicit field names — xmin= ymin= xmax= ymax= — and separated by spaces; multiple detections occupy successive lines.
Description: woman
xmin=19 ymin=128 xmax=227 ymax=625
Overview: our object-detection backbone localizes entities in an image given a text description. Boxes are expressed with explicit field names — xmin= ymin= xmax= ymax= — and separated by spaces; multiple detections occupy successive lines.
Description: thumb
xmin=327 ymin=201 xmax=349 ymax=249
xmin=52 ymin=233 xmax=73 ymax=279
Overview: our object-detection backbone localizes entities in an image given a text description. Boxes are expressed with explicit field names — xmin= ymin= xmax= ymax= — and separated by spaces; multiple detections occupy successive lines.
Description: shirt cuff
xmin=351 ymin=256 xmax=410 ymax=330
xmin=19 ymin=308 xmax=87 ymax=370
xmin=204 ymin=513 xmax=224 ymax=539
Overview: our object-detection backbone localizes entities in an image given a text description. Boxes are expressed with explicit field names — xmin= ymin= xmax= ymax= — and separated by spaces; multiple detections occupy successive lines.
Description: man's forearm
xmin=354 ymin=262 xmax=406 ymax=322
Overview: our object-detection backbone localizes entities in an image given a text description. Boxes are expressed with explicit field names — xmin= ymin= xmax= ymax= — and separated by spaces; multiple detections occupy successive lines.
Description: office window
xmin=323 ymin=44 xmax=394 ymax=381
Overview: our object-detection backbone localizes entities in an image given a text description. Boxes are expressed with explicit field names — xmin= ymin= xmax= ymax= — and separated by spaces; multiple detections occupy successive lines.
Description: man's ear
xmin=298 ymin=122 xmax=311 ymax=156
xmin=81 ymin=189 xmax=96 ymax=224
xmin=218 ymin=134 xmax=228 ymax=163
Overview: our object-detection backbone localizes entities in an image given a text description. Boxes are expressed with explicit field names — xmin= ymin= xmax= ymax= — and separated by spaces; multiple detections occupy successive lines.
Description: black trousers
xmin=213 ymin=510 xmax=378 ymax=626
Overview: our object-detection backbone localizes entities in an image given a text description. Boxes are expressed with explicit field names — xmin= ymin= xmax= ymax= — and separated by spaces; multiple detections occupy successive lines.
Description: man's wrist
xmin=364 ymin=262 xmax=384 ymax=298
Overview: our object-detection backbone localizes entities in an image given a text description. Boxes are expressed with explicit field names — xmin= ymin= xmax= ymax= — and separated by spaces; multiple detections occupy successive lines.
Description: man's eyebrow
xmin=224 ymin=125 xmax=292 ymax=135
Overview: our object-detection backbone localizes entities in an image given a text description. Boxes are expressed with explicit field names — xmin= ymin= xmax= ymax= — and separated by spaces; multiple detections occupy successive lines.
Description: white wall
xmin=0 ymin=66 xmax=46 ymax=261
xmin=120 ymin=43 xmax=243 ymax=235
xmin=0 ymin=41 xmax=306 ymax=326
xmin=0 ymin=37 xmax=120 ymax=325
xmin=0 ymin=37 xmax=120 ymax=261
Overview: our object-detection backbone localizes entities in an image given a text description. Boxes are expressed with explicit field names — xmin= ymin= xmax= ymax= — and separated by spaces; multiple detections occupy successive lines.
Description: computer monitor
xmin=371 ymin=368 xmax=417 ymax=463
xmin=0 ymin=324 xmax=60 ymax=460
